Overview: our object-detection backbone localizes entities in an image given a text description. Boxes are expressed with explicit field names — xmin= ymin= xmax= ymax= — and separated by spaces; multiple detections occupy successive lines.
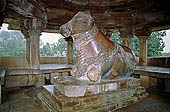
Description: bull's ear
xmin=84 ymin=10 xmax=91 ymax=16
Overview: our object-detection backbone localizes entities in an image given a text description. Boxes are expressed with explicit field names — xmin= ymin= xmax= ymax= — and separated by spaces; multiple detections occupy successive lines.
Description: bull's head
xmin=60 ymin=11 xmax=94 ymax=40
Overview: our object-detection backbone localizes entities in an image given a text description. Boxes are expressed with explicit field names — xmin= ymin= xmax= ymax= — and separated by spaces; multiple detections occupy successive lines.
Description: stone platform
xmin=54 ymin=76 xmax=142 ymax=97
xmin=38 ymin=77 xmax=148 ymax=112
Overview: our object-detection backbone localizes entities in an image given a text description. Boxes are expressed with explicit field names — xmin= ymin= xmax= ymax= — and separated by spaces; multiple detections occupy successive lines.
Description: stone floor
xmin=115 ymin=89 xmax=170 ymax=112
xmin=0 ymin=87 xmax=48 ymax=112
xmin=0 ymin=87 xmax=170 ymax=112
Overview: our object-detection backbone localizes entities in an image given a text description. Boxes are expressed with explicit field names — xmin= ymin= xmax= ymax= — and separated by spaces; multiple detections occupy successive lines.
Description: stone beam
xmin=6 ymin=0 xmax=47 ymax=22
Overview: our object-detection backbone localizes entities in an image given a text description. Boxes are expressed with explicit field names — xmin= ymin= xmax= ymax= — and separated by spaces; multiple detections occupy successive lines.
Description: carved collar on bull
xmin=72 ymin=24 xmax=99 ymax=50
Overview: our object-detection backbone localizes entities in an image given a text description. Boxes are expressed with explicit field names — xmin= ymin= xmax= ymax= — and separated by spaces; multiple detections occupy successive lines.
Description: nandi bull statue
xmin=60 ymin=11 xmax=137 ymax=82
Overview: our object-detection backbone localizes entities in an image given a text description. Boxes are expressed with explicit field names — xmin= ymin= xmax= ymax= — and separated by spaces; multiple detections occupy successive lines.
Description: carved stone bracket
xmin=0 ymin=18 xmax=4 ymax=29
xmin=20 ymin=19 xmax=45 ymax=39
xmin=135 ymin=27 xmax=151 ymax=37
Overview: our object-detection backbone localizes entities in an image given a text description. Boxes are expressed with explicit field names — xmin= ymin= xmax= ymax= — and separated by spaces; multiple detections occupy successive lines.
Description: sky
xmin=163 ymin=30 xmax=170 ymax=53
xmin=40 ymin=32 xmax=61 ymax=44
xmin=1 ymin=23 xmax=170 ymax=53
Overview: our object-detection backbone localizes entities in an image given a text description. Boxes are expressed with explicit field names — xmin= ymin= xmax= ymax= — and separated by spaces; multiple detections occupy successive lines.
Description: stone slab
xmin=54 ymin=76 xmax=140 ymax=97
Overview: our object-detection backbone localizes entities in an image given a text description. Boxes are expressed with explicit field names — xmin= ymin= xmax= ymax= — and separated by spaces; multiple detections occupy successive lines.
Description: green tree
xmin=40 ymin=43 xmax=54 ymax=56
xmin=0 ymin=30 xmax=26 ymax=56
xmin=147 ymin=31 xmax=165 ymax=56
xmin=110 ymin=32 xmax=122 ymax=44
xmin=51 ymin=37 xmax=67 ymax=56
xmin=162 ymin=52 xmax=170 ymax=56
xmin=51 ymin=37 xmax=77 ymax=56
xmin=110 ymin=31 xmax=166 ymax=57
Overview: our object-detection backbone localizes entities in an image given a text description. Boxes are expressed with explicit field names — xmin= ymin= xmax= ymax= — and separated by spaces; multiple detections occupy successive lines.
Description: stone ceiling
xmin=1 ymin=0 xmax=170 ymax=32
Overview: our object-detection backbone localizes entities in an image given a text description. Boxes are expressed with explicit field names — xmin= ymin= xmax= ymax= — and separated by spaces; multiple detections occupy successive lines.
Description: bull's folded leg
xmin=87 ymin=64 xmax=102 ymax=82
xmin=101 ymin=67 xmax=119 ymax=79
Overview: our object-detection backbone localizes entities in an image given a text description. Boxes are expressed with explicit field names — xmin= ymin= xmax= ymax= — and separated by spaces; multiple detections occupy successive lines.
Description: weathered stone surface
xmin=54 ymin=76 xmax=140 ymax=97
xmin=5 ymin=74 xmax=44 ymax=88
xmin=0 ymin=87 xmax=48 ymax=112
xmin=38 ymin=83 xmax=148 ymax=112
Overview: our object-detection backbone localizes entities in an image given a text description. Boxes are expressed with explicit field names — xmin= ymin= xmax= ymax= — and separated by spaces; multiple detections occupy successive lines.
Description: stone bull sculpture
xmin=60 ymin=11 xmax=137 ymax=82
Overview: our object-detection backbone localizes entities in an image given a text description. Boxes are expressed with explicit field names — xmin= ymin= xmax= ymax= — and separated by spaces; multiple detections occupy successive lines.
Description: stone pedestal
xmin=38 ymin=76 xmax=148 ymax=112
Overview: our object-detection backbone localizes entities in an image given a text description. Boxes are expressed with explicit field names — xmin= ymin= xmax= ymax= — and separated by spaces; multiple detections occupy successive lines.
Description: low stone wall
xmin=40 ymin=57 xmax=77 ymax=64
xmin=0 ymin=56 xmax=169 ymax=69
xmin=147 ymin=57 xmax=170 ymax=68
xmin=5 ymin=74 xmax=44 ymax=88
xmin=0 ymin=57 xmax=29 ymax=69
xmin=0 ymin=56 xmax=78 ymax=69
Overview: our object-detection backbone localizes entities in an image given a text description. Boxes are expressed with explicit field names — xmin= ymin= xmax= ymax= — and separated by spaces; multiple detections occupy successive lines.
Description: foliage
xmin=51 ymin=37 xmax=67 ymax=56
xmin=147 ymin=31 xmax=165 ymax=56
xmin=40 ymin=43 xmax=54 ymax=56
xmin=162 ymin=52 xmax=170 ymax=56
xmin=40 ymin=36 xmax=77 ymax=57
xmin=0 ymin=30 xmax=166 ymax=57
xmin=110 ymin=32 xmax=122 ymax=44
xmin=110 ymin=31 xmax=166 ymax=57
xmin=0 ymin=30 xmax=26 ymax=56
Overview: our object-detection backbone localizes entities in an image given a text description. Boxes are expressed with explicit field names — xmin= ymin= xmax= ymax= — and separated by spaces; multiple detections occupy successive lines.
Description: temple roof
xmin=1 ymin=0 xmax=170 ymax=32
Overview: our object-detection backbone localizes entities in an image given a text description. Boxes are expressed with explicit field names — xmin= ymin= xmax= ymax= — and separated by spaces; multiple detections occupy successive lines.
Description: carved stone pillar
xmin=139 ymin=36 xmax=148 ymax=66
xmin=119 ymin=26 xmax=133 ymax=48
xmin=64 ymin=37 xmax=73 ymax=64
xmin=135 ymin=27 xmax=151 ymax=88
xmin=26 ymin=30 xmax=41 ymax=69
xmin=135 ymin=27 xmax=151 ymax=66
xmin=21 ymin=19 xmax=42 ymax=69
xmin=120 ymin=33 xmax=133 ymax=48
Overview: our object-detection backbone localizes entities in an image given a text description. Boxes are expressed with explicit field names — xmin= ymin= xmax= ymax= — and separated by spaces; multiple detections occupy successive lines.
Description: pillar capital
xmin=120 ymin=33 xmax=133 ymax=39
xmin=135 ymin=27 xmax=151 ymax=38
xmin=21 ymin=18 xmax=46 ymax=39
xmin=119 ymin=26 xmax=133 ymax=36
